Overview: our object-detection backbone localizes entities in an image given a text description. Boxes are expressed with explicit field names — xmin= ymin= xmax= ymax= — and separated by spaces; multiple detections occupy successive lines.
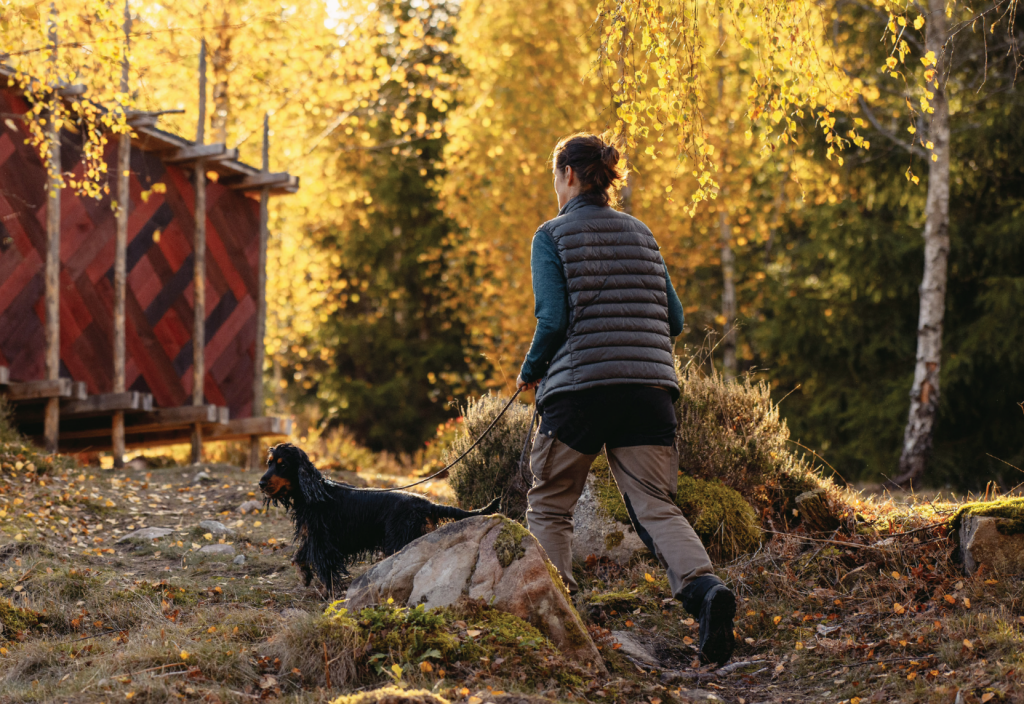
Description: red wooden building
xmin=0 ymin=66 xmax=296 ymax=464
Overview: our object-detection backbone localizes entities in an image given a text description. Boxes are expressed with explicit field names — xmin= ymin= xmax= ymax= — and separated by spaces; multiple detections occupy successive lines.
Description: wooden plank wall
xmin=0 ymin=87 xmax=260 ymax=419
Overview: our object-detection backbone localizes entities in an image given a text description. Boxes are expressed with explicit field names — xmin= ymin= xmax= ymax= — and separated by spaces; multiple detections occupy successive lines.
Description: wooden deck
xmin=1 ymin=365 xmax=290 ymax=454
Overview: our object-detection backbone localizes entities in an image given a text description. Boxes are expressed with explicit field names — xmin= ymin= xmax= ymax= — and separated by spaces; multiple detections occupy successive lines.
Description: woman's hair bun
xmin=552 ymin=132 xmax=624 ymax=207
xmin=600 ymin=143 xmax=620 ymax=168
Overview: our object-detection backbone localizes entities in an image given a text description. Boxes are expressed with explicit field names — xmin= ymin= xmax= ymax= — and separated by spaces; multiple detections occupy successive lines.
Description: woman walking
xmin=516 ymin=133 xmax=736 ymax=666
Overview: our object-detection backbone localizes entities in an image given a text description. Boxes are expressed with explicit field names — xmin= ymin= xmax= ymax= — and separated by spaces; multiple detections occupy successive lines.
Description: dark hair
xmin=552 ymin=132 xmax=623 ymax=207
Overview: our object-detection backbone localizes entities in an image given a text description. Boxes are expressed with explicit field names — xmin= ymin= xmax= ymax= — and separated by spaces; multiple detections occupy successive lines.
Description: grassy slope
xmin=0 ymin=435 xmax=1021 ymax=703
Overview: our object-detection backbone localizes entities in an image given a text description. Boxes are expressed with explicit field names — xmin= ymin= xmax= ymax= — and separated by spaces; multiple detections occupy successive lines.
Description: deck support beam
xmin=249 ymin=113 xmax=271 ymax=473
xmin=191 ymin=39 xmax=208 ymax=465
xmin=44 ymin=8 xmax=62 ymax=455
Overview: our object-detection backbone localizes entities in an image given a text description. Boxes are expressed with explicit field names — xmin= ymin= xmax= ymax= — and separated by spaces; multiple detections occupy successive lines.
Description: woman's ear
xmin=297 ymin=457 xmax=327 ymax=504
xmin=564 ymin=165 xmax=575 ymax=187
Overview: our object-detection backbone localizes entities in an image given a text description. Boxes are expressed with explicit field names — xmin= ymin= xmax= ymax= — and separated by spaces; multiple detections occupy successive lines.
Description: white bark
xmin=895 ymin=0 xmax=951 ymax=486
xmin=720 ymin=210 xmax=737 ymax=379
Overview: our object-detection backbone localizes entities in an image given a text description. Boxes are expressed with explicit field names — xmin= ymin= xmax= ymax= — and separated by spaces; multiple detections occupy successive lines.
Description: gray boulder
xmin=116 ymin=527 xmax=174 ymax=543
xmin=572 ymin=473 xmax=647 ymax=565
xmin=237 ymin=500 xmax=264 ymax=514
xmin=345 ymin=515 xmax=605 ymax=670
xmin=199 ymin=520 xmax=234 ymax=536
xmin=960 ymin=515 xmax=1024 ymax=575
xmin=199 ymin=544 xmax=236 ymax=556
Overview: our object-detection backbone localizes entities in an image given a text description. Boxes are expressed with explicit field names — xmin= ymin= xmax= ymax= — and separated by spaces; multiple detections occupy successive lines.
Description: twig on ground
xmin=717 ymin=659 xmax=766 ymax=675
xmin=323 ymin=641 xmax=332 ymax=689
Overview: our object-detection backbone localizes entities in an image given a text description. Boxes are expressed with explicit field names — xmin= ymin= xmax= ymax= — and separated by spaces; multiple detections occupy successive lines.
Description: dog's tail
xmin=434 ymin=496 xmax=502 ymax=521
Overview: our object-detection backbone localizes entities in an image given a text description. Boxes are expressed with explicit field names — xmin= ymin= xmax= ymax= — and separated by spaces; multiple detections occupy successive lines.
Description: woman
xmin=515 ymin=133 xmax=736 ymax=666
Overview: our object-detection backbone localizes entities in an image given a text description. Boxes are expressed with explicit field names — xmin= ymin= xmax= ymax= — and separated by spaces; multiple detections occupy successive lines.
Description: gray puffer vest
xmin=536 ymin=196 xmax=679 ymax=406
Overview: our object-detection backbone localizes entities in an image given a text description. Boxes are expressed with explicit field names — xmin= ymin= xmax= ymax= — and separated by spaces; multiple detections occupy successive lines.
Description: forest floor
xmin=0 ymin=441 xmax=1020 ymax=704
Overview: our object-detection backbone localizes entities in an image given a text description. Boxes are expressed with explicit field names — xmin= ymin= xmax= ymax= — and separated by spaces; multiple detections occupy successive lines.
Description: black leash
xmin=368 ymin=388 xmax=529 ymax=493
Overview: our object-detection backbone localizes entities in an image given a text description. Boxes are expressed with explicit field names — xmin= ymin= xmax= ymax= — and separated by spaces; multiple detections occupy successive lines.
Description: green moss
xmin=591 ymin=455 xmax=630 ymax=524
xmin=493 ymin=519 xmax=529 ymax=568
xmin=675 ymin=475 xmax=762 ymax=561
xmin=308 ymin=599 xmax=583 ymax=688
xmin=604 ymin=530 xmax=624 ymax=550
xmin=0 ymin=600 xmax=42 ymax=636
xmin=950 ymin=498 xmax=1024 ymax=538
xmin=585 ymin=590 xmax=641 ymax=612
xmin=591 ymin=455 xmax=762 ymax=561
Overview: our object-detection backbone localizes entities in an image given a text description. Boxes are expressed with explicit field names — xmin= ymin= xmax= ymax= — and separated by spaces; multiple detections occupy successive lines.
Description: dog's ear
xmin=296 ymin=450 xmax=328 ymax=504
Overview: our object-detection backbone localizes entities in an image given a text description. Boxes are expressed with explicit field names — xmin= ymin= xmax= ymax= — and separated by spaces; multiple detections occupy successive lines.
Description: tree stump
xmin=795 ymin=488 xmax=840 ymax=532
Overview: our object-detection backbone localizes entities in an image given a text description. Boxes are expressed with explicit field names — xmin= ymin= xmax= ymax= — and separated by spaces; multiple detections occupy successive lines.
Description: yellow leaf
xmin=203 ymin=533 xmax=213 ymax=541
xmin=963 ymin=639 xmax=973 ymax=649
xmin=886 ymin=57 xmax=898 ymax=69
xmin=921 ymin=51 xmax=937 ymax=66
xmin=180 ymin=650 xmax=190 ymax=660
xmin=925 ymin=141 xmax=934 ymax=149
xmin=982 ymin=694 xmax=995 ymax=703
xmin=644 ymin=573 xmax=655 ymax=583
xmin=795 ymin=641 xmax=804 ymax=650
xmin=420 ymin=660 xmax=433 ymax=673
xmin=773 ymin=616 xmax=782 ymax=625
xmin=391 ymin=663 xmax=402 ymax=678
xmin=105 ymin=500 xmax=115 ymax=507
xmin=944 ymin=594 xmax=956 ymax=604
xmin=914 ymin=16 xmax=925 ymax=29
xmin=908 ymin=126 xmax=917 ymax=134
xmin=893 ymin=603 xmax=905 ymax=615
xmin=963 ymin=597 xmax=971 ymax=608
xmin=907 ymin=671 xmax=917 ymax=680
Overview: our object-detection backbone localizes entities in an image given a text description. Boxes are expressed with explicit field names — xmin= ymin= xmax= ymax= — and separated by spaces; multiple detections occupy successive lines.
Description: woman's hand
xmin=516 ymin=374 xmax=539 ymax=391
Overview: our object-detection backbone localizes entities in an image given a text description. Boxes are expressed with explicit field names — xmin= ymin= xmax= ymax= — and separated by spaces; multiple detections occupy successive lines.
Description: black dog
xmin=259 ymin=443 xmax=500 ymax=594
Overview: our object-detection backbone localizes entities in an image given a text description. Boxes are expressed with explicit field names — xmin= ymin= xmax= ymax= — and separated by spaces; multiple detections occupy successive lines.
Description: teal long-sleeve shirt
xmin=519 ymin=229 xmax=685 ymax=384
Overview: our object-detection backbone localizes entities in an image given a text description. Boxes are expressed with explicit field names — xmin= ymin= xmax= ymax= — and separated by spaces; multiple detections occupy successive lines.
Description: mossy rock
xmin=590 ymin=457 xmax=762 ymax=562
xmin=950 ymin=498 xmax=1024 ymax=539
xmin=493 ymin=519 xmax=529 ymax=568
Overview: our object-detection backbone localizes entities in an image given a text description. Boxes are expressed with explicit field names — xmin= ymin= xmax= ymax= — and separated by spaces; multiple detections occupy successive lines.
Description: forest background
xmin=3 ymin=0 xmax=1022 ymax=491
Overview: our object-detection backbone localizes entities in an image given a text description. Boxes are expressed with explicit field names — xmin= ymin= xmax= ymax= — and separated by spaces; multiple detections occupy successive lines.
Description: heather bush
xmin=445 ymin=393 xmax=536 ymax=519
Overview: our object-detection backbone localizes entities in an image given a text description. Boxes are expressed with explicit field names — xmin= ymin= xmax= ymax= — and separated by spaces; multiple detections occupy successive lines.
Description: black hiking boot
xmin=697 ymin=583 xmax=736 ymax=666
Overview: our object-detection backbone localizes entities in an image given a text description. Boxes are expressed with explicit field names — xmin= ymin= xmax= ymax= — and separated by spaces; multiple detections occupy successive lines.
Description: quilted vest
xmin=536 ymin=196 xmax=680 ymax=405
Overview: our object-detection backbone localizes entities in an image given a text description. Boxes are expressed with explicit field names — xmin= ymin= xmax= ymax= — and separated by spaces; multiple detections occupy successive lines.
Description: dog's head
xmin=259 ymin=443 xmax=328 ymax=508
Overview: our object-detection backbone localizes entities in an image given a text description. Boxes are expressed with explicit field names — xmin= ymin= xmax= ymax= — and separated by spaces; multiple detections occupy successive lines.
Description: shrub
xmin=446 ymin=394 xmax=536 ymax=519
xmin=675 ymin=363 xmax=836 ymax=521
xmin=446 ymin=364 xmax=839 ymax=530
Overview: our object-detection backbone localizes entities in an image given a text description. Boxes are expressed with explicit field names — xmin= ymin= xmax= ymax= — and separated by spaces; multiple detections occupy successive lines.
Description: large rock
xmin=199 ymin=520 xmax=234 ymax=536
xmin=345 ymin=515 xmax=604 ymax=670
xmin=571 ymin=473 xmax=648 ymax=565
xmin=960 ymin=515 xmax=1024 ymax=575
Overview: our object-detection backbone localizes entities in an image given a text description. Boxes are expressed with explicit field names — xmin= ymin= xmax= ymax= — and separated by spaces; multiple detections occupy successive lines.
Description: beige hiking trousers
xmin=526 ymin=435 xmax=715 ymax=596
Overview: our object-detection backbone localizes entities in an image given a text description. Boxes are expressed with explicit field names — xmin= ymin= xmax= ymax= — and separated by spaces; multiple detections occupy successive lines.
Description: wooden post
xmin=43 ymin=3 xmax=61 ymax=455
xmin=191 ymin=39 xmax=208 ymax=465
xmin=112 ymin=0 xmax=131 ymax=469
xmin=249 ymin=112 xmax=271 ymax=472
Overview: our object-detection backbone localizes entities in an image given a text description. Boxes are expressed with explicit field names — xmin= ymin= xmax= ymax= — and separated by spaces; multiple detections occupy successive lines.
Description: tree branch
xmin=857 ymin=95 xmax=928 ymax=159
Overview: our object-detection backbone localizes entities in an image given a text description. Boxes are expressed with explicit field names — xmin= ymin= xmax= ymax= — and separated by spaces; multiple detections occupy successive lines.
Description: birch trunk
xmin=720 ymin=210 xmax=737 ymax=379
xmin=893 ymin=0 xmax=951 ymax=486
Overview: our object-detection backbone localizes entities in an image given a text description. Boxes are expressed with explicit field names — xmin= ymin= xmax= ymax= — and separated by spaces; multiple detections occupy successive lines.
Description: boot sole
xmin=699 ymin=586 xmax=736 ymax=666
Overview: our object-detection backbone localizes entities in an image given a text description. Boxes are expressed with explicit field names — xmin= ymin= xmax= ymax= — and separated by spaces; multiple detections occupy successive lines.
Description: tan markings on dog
xmin=266 ymin=475 xmax=292 ymax=496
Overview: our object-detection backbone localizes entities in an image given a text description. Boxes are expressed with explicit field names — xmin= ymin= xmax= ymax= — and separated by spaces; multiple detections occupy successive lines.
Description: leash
xmin=367 ymin=388 xmax=529 ymax=493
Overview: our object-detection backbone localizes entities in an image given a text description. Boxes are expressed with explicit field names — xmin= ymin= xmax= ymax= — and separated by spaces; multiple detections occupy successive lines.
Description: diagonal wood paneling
xmin=0 ymin=86 xmax=261 ymax=419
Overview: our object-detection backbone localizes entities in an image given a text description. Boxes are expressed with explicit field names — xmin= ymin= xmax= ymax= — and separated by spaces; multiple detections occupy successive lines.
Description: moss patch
xmin=277 ymin=599 xmax=589 ymax=691
xmin=0 ymin=600 xmax=42 ymax=636
xmin=950 ymin=498 xmax=1024 ymax=537
xmin=604 ymin=530 xmax=624 ymax=550
xmin=675 ymin=475 xmax=763 ymax=560
xmin=591 ymin=455 xmax=630 ymax=524
xmin=590 ymin=456 xmax=762 ymax=561
xmin=493 ymin=518 xmax=529 ymax=568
